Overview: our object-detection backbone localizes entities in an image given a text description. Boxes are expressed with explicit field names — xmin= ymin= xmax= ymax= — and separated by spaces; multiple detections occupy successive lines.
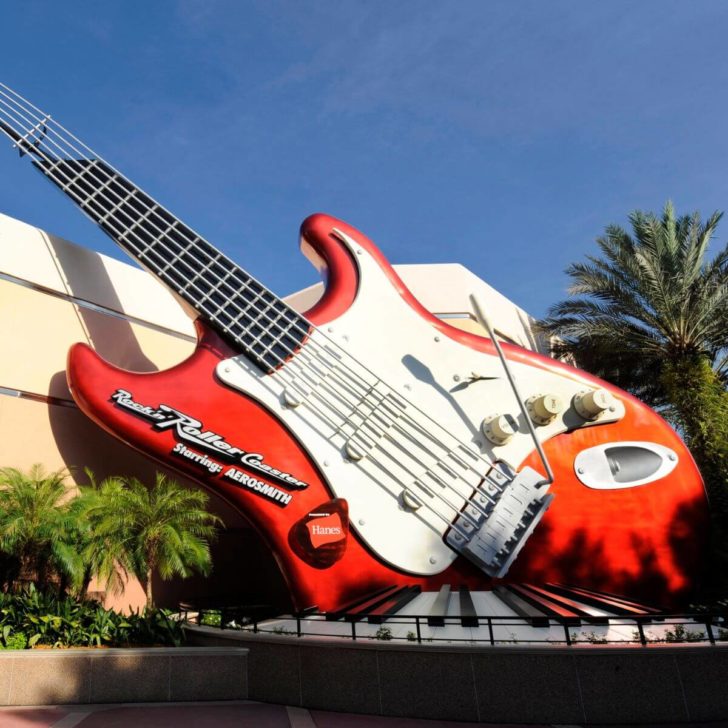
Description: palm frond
xmin=537 ymin=202 xmax=728 ymax=408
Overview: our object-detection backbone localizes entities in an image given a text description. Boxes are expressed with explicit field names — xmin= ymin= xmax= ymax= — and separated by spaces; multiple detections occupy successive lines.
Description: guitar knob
xmin=482 ymin=414 xmax=517 ymax=445
xmin=574 ymin=388 xmax=614 ymax=419
xmin=526 ymin=393 xmax=564 ymax=425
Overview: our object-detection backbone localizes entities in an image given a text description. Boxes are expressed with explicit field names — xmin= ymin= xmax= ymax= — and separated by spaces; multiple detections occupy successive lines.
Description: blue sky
xmin=1 ymin=0 xmax=728 ymax=318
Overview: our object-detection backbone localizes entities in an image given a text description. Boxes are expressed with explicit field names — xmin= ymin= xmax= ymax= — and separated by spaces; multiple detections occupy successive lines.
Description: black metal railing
xmin=178 ymin=607 xmax=728 ymax=647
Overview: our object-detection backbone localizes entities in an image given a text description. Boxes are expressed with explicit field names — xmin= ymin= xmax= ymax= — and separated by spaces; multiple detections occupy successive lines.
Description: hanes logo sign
xmin=288 ymin=499 xmax=349 ymax=569
xmin=306 ymin=512 xmax=344 ymax=548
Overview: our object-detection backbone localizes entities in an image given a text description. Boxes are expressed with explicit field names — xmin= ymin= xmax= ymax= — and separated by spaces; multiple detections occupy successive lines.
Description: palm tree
xmin=71 ymin=471 xmax=130 ymax=599
xmin=84 ymin=473 xmax=220 ymax=609
xmin=0 ymin=464 xmax=84 ymax=591
xmin=537 ymin=202 xmax=728 ymax=507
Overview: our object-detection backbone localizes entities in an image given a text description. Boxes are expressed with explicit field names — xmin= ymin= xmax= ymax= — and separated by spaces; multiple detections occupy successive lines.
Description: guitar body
xmin=67 ymin=213 xmax=709 ymax=610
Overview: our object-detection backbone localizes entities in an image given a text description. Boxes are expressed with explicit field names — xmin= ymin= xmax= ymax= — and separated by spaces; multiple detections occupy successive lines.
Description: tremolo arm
xmin=443 ymin=295 xmax=555 ymax=578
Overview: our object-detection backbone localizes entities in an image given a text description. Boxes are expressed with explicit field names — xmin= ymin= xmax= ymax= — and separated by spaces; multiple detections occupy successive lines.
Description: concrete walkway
xmin=1 ymin=703 xmax=728 ymax=728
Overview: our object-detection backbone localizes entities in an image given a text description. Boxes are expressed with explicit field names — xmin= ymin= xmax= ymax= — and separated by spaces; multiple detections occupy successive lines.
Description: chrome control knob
xmin=526 ymin=393 xmax=564 ymax=425
xmin=482 ymin=414 xmax=517 ymax=445
xmin=574 ymin=388 xmax=614 ymax=419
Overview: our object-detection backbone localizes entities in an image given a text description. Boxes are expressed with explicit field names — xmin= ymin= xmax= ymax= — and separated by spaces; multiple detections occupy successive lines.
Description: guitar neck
xmin=0 ymin=84 xmax=308 ymax=372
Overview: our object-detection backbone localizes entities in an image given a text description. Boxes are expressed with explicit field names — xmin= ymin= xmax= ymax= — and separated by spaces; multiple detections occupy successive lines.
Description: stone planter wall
xmin=186 ymin=625 xmax=728 ymax=724
xmin=0 ymin=647 xmax=248 ymax=706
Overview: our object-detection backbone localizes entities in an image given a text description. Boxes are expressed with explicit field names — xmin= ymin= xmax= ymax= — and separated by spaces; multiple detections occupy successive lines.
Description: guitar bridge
xmin=446 ymin=466 xmax=553 ymax=578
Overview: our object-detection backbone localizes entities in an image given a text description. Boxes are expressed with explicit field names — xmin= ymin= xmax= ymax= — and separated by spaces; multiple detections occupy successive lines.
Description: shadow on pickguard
xmin=401 ymin=354 xmax=485 ymax=442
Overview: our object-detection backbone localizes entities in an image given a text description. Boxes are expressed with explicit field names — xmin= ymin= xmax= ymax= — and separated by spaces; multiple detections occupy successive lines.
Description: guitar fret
xmin=97 ymin=188 xmax=137 ymax=224
xmin=266 ymin=310 xmax=297 ymax=348
xmin=80 ymin=175 xmax=115 ymax=210
xmin=64 ymin=159 xmax=101 ymax=195
xmin=208 ymin=313 xmax=240 ymax=341
xmin=213 ymin=311 xmax=278 ymax=358
xmin=275 ymin=319 xmax=297 ymax=346
xmin=199 ymin=301 xmax=231 ymax=327
xmin=196 ymin=279 xmax=236 ymax=309
xmin=179 ymin=252 xmax=223 ymax=293
xmin=42 ymin=159 xmax=64 ymax=181
xmin=156 ymin=237 xmax=203 ymax=277
xmin=117 ymin=203 xmax=163 ymax=246
xmin=237 ymin=322 xmax=284 ymax=359
xmin=138 ymin=241 xmax=191 ymax=277
xmin=232 ymin=277 xmax=271 ymax=314
xmin=237 ymin=311 xmax=281 ymax=347
xmin=182 ymin=262 xmax=231 ymax=298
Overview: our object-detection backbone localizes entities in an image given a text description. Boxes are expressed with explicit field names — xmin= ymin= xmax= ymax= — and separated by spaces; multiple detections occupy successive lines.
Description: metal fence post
xmin=705 ymin=619 xmax=716 ymax=645
xmin=636 ymin=621 xmax=647 ymax=646
xmin=563 ymin=623 xmax=572 ymax=645
xmin=487 ymin=617 xmax=494 ymax=646
xmin=416 ymin=617 xmax=422 ymax=644
xmin=351 ymin=621 xmax=357 ymax=641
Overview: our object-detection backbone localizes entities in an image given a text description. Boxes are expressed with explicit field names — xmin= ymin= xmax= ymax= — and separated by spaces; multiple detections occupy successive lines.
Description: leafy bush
xmin=632 ymin=623 xmax=707 ymax=644
xmin=199 ymin=610 xmax=222 ymax=627
xmin=374 ymin=626 xmax=393 ymax=641
xmin=120 ymin=608 xmax=184 ymax=647
xmin=571 ymin=631 xmax=608 ymax=644
xmin=0 ymin=586 xmax=183 ymax=648
xmin=663 ymin=623 xmax=706 ymax=643
xmin=0 ymin=629 xmax=27 ymax=650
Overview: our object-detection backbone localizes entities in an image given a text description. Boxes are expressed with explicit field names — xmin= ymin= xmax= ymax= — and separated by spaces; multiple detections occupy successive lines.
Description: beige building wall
xmin=0 ymin=211 xmax=548 ymax=611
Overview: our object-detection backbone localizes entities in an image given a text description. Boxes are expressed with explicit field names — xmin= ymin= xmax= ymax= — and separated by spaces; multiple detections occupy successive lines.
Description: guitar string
xmin=0 ymin=83 xmax=497 ymax=477
xmin=0 ymin=89 xmax=517 ymax=538
xmin=0 ymin=84 xmax=501 ymax=477
xmin=0 ymin=89 xmax=506 ymax=537
xmin=0 ymin=91 xmax=504 ymax=538
xmin=0 ymin=86 xmax=494 ymax=483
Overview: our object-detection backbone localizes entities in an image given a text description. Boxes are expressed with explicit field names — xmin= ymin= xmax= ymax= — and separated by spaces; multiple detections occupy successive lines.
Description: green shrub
xmin=663 ymin=623 xmax=706 ymax=643
xmin=632 ymin=623 xmax=707 ymax=644
xmin=0 ymin=630 xmax=27 ymax=650
xmin=571 ymin=631 xmax=608 ymax=644
xmin=0 ymin=586 xmax=183 ymax=648
xmin=199 ymin=611 xmax=222 ymax=627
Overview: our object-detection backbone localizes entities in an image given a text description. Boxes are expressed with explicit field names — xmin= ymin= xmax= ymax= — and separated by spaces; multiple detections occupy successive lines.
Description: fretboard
xmin=37 ymin=156 xmax=309 ymax=372
xmin=0 ymin=84 xmax=311 ymax=371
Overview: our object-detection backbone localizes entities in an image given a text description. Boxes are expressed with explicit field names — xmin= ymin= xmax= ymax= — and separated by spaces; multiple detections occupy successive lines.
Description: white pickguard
xmin=217 ymin=230 xmax=624 ymax=576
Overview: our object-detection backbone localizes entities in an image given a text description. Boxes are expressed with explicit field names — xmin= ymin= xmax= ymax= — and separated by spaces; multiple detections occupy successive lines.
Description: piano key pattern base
xmin=236 ymin=583 xmax=725 ymax=647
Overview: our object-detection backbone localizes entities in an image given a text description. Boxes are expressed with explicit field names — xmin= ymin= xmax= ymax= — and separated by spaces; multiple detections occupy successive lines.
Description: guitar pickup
xmin=446 ymin=466 xmax=553 ymax=578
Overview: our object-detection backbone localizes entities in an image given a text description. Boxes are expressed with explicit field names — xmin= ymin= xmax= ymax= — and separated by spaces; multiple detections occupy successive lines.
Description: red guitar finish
xmin=67 ymin=214 xmax=709 ymax=610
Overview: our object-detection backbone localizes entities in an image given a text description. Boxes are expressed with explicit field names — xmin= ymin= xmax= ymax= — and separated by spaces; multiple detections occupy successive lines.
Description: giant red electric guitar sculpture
xmin=0 ymin=84 xmax=708 ymax=610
